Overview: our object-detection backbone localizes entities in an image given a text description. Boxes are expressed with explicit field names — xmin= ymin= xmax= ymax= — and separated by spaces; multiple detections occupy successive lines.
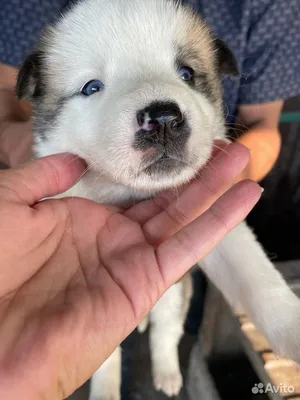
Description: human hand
xmin=0 ymin=142 xmax=261 ymax=400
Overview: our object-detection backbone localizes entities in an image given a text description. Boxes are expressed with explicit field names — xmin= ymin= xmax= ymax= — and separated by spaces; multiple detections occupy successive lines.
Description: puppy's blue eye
xmin=81 ymin=80 xmax=104 ymax=96
xmin=178 ymin=66 xmax=194 ymax=82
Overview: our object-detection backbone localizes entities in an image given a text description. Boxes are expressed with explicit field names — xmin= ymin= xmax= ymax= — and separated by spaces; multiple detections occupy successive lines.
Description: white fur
xmin=21 ymin=0 xmax=300 ymax=399
xmin=201 ymin=222 xmax=300 ymax=362
xmin=149 ymin=282 xmax=186 ymax=397
xmin=89 ymin=347 xmax=122 ymax=400
xmin=33 ymin=0 xmax=223 ymax=205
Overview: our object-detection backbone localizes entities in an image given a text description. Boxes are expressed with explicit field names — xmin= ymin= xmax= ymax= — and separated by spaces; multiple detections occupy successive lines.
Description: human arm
xmin=233 ymin=0 xmax=300 ymax=183
xmin=236 ymin=100 xmax=283 ymax=182
xmin=0 ymin=63 xmax=33 ymax=166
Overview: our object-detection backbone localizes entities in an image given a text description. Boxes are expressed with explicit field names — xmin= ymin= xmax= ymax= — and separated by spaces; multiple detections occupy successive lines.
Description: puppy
xmin=16 ymin=0 xmax=300 ymax=399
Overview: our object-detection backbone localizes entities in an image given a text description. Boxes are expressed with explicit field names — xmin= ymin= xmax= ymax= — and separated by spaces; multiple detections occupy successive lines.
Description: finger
xmin=124 ymin=139 xmax=231 ymax=224
xmin=211 ymin=139 xmax=231 ymax=158
xmin=156 ymin=179 xmax=262 ymax=286
xmin=143 ymin=141 xmax=250 ymax=245
xmin=0 ymin=153 xmax=87 ymax=206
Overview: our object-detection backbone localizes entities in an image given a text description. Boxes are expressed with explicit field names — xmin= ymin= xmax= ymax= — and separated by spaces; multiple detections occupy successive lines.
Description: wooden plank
xmin=237 ymin=315 xmax=300 ymax=399
xmin=261 ymin=352 xmax=279 ymax=363
xmin=200 ymin=279 xmax=300 ymax=400
xmin=240 ymin=320 xmax=272 ymax=352
xmin=264 ymin=359 xmax=300 ymax=397
xmin=285 ymin=397 xmax=300 ymax=400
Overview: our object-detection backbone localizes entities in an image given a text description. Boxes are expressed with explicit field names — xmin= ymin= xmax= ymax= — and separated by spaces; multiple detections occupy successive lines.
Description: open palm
xmin=0 ymin=143 xmax=260 ymax=400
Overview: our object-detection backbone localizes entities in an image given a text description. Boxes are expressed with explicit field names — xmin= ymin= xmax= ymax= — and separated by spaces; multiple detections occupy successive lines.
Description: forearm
xmin=235 ymin=101 xmax=284 ymax=183
xmin=0 ymin=120 xmax=33 ymax=167
xmin=236 ymin=127 xmax=281 ymax=183
xmin=0 ymin=83 xmax=32 ymax=167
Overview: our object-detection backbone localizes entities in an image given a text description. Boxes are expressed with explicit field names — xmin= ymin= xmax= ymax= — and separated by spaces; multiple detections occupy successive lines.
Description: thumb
xmin=0 ymin=153 xmax=87 ymax=205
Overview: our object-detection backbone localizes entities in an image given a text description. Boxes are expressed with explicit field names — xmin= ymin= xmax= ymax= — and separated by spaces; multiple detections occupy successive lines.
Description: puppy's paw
xmin=153 ymin=368 xmax=183 ymax=397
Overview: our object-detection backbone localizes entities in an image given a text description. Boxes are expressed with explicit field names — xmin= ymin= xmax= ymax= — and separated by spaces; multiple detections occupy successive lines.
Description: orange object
xmin=236 ymin=127 xmax=282 ymax=183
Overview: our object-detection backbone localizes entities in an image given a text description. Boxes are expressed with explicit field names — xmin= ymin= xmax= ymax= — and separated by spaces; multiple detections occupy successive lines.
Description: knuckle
xmin=166 ymin=203 xmax=189 ymax=227
xmin=208 ymin=203 xmax=230 ymax=236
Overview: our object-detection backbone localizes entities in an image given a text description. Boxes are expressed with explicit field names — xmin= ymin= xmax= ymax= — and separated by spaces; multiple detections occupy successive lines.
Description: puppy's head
xmin=17 ymin=0 xmax=238 ymax=194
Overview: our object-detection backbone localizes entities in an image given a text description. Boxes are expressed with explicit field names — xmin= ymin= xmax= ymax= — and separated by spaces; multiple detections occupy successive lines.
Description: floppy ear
xmin=16 ymin=51 xmax=44 ymax=100
xmin=214 ymin=38 xmax=239 ymax=76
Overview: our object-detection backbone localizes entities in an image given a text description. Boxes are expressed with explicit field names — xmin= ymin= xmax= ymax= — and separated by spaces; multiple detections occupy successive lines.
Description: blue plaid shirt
xmin=1 ymin=0 xmax=300 ymax=124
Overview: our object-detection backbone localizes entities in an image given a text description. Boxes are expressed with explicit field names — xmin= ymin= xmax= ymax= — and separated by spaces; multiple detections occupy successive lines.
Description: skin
xmin=0 ymin=142 xmax=261 ymax=400
xmin=0 ymin=64 xmax=32 ymax=167
xmin=0 ymin=63 xmax=283 ymax=180
xmin=235 ymin=101 xmax=283 ymax=182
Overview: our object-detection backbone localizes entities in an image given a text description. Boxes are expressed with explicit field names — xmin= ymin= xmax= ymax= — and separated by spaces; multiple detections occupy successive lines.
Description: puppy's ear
xmin=214 ymin=38 xmax=239 ymax=76
xmin=16 ymin=51 xmax=44 ymax=100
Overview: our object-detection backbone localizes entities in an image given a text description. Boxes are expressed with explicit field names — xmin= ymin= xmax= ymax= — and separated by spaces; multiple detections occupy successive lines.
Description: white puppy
xmin=16 ymin=0 xmax=300 ymax=399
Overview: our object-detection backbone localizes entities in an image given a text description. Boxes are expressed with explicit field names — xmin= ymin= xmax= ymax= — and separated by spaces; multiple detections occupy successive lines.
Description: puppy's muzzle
xmin=134 ymin=101 xmax=190 ymax=156
xmin=137 ymin=101 xmax=183 ymax=132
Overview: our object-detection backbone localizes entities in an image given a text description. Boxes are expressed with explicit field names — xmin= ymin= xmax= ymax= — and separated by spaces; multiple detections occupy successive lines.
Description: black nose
xmin=137 ymin=101 xmax=183 ymax=130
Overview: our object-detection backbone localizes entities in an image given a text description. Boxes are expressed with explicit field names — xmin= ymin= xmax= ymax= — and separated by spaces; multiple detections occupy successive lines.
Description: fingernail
xmin=260 ymin=186 xmax=265 ymax=193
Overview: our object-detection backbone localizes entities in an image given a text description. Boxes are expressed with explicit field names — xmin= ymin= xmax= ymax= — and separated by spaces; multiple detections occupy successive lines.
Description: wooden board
xmin=237 ymin=314 xmax=300 ymax=399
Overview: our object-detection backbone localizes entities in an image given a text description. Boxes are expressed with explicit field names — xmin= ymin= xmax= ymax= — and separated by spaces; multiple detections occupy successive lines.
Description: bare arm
xmin=0 ymin=63 xmax=33 ymax=167
xmin=235 ymin=100 xmax=283 ymax=183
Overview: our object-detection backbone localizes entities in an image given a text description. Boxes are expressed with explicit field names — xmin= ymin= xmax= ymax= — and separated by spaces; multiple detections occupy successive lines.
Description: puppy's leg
xmin=150 ymin=276 xmax=192 ymax=397
xmin=88 ymin=346 xmax=121 ymax=400
xmin=201 ymin=221 xmax=300 ymax=363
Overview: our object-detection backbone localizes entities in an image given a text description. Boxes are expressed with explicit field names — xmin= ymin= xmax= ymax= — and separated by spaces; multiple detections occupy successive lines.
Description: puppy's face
xmin=17 ymin=0 xmax=238 ymax=194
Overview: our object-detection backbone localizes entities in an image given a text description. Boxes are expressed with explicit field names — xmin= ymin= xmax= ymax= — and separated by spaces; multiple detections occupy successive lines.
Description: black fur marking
xmin=175 ymin=47 xmax=216 ymax=102
xmin=16 ymin=51 xmax=45 ymax=100
xmin=213 ymin=38 xmax=239 ymax=76
xmin=33 ymin=98 xmax=67 ymax=141
xmin=143 ymin=156 xmax=186 ymax=176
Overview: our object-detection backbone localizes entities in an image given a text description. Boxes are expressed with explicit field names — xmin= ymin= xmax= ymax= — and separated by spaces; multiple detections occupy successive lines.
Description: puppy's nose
xmin=137 ymin=101 xmax=183 ymax=131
